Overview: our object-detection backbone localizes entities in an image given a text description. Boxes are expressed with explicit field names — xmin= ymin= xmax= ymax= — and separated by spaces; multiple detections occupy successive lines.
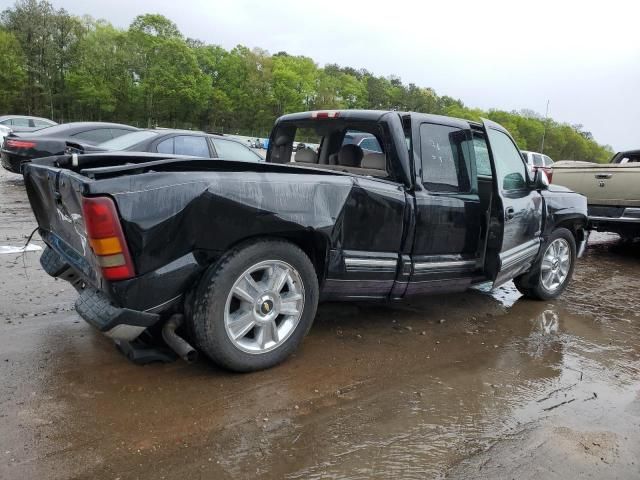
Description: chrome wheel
xmin=540 ymin=238 xmax=571 ymax=292
xmin=224 ymin=260 xmax=305 ymax=354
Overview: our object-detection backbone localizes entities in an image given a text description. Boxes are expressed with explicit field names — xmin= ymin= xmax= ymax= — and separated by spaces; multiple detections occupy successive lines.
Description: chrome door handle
xmin=595 ymin=173 xmax=612 ymax=179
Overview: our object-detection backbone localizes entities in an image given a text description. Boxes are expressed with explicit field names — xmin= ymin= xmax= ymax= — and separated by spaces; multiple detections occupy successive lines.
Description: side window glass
xmin=34 ymin=120 xmax=53 ymax=127
xmin=212 ymin=139 xmax=261 ymax=162
xmin=486 ymin=129 xmax=527 ymax=191
xmin=156 ymin=138 xmax=174 ymax=154
xmin=72 ymin=128 xmax=114 ymax=143
xmin=174 ymin=135 xmax=210 ymax=157
xmin=543 ymin=155 xmax=554 ymax=166
xmin=11 ymin=118 xmax=30 ymax=127
xmin=420 ymin=123 xmax=472 ymax=192
xmin=532 ymin=153 xmax=544 ymax=167
xmin=359 ymin=137 xmax=382 ymax=153
xmin=473 ymin=133 xmax=492 ymax=177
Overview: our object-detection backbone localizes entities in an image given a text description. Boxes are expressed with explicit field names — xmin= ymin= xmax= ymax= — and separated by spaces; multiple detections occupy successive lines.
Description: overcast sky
xmin=3 ymin=0 xmax=638 ymax=151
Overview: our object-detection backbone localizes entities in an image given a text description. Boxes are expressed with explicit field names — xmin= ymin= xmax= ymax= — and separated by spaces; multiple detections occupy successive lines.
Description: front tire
xmin=514 ymin=228 xmax=576 ymax=300
xmin=188 ymin=239 xmax=319 ymax=372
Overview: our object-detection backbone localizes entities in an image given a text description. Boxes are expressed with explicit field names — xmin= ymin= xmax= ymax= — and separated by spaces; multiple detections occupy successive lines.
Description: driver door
xmin=482 ymin=119 xmax=543 ymax=287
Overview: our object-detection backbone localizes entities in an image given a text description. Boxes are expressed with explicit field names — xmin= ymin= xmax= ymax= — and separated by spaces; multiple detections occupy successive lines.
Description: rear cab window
xmin=269 ymin=120 xmax=393 ymax=181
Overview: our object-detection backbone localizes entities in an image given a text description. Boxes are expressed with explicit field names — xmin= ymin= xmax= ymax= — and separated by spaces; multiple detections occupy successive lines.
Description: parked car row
xmin=1 ymin=119 xmax=264 ymax=174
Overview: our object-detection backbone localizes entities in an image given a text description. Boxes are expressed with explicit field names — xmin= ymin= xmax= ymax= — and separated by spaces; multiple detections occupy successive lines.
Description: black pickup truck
xmin=23 ymin=110 xmax=588 ymax=372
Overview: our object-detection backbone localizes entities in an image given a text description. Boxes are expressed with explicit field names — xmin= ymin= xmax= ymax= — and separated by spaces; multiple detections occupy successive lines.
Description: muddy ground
xmin=0 ymin=168 xmax=638 ymax=480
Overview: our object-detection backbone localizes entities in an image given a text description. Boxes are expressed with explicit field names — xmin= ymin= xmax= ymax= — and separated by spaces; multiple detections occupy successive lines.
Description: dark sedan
xmin=1 ymin=122 xmax=138 ymax=173
xmin=69 ymin=129 xmax=264 ymax=162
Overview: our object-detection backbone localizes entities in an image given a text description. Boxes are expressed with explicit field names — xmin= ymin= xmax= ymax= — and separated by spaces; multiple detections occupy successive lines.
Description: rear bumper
xmin=588 ymin=207 xmax=640 ymax=237
xmin=39 ymin=245 xmax=169 ymax=341
xmin=75 ymin=287 xmax=159 ymax=341
xmin=39 ymin=231 xmax=204 ymax=313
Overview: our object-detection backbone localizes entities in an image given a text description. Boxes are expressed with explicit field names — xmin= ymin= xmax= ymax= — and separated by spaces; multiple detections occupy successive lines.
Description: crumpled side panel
xmin=111 ymin=172 xmax=355 ymax=274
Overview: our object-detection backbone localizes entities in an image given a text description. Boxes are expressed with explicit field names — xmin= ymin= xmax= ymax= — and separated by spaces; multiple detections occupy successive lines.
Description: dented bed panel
xmin=108 ymin=171 xmax=355 ymax=275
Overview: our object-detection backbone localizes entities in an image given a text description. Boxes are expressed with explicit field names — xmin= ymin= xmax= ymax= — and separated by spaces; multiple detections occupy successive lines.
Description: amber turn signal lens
xmin=89 ymin=236 xmax=122 ymax=256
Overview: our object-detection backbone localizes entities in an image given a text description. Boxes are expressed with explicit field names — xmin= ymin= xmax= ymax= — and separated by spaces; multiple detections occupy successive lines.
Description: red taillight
xmin=82 ymin=196 xmax=135 ymax=281
xmin=547 ymin=169 xmax=553 ymax=183
xmin=6 ymin=139 xmax=37 ymax=149
xmin=311 ymin=111 xmax=340 ymax=119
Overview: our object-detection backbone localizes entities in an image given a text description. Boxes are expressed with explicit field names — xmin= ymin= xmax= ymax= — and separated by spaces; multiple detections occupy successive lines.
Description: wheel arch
xmin=223 ymin=231 xmax=330 ymax=285
xmin=551 ymin=216 xmax=587 ymax=245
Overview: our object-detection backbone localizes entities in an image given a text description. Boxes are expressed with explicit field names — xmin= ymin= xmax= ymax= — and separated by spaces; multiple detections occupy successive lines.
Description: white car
xmin=0 ymin=115 xmax=57 ymax=133
xmin=521 ymin=150 xmax=555 ymax=181
xmin=0 ymin=124 xmax=11 ymax=146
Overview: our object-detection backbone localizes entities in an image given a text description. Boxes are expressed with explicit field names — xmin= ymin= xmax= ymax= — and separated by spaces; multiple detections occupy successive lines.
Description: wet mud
xmin=1 ymin=169 xmax=638 ymax=479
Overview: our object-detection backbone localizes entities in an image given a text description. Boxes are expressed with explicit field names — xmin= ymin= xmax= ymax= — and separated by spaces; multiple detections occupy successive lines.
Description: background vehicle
xmin=0 ymin=124 xmax=11 ymax=145
xmin=552 ymin=149 xmax=640 ymax=239
xmin=67 ymin=129 xmax=264 ymax=162
xmin=1 ymin=122 xmax=138 ymax=173
xmin=521 ymin=150 xmax=554 ymax=181
xmin=0 ymin=115 xmax=57 ymax=132
xmin=23 ymin=110 xmax=587 ymax=372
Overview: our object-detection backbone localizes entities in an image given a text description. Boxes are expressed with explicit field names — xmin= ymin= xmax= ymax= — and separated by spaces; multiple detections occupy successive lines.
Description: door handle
xmin=505 ymin=207 xmax=515 ymax=220
xmin=594 ymin=173 xmax=612 ymax=179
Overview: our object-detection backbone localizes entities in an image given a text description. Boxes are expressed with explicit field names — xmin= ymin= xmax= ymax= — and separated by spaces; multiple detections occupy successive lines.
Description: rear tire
xmin=514 ymin=228 xmax=576 ymax=300
xmin=188 ymin=239 xmax=319 ymax=372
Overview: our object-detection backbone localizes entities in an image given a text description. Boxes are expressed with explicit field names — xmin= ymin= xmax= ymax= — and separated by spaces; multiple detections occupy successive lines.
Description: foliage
xmin=0 ymin=29 xmax=26 ymax=112
xmin=0 ymin=0 xmax=613 ymax=162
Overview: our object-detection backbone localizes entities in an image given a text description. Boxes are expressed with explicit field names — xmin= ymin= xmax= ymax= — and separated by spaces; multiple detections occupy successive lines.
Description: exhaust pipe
xmin=162 ymin=314 xmax=198 ymax=363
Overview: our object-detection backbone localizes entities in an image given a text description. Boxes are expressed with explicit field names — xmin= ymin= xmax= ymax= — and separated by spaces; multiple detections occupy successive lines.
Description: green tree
xmin=66 ymin=20 xmax=135 ymax=122
xmin=128 ymin=14 xmax=210 ymax=127
xmin=0 ymin=29 xmax=26 ymax=112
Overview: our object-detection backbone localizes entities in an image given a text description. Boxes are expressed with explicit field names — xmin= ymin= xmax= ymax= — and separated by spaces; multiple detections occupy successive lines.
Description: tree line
xmin=0 ymin=0 xmax=613 ymax=162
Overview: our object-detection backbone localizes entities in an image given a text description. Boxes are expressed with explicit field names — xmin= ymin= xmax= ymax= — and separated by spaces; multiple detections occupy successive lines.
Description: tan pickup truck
xmin=552 ymin=149 xmax=640 ymax=239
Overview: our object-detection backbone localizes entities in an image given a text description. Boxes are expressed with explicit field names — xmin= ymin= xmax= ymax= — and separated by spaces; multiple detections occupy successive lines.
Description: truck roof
xmin=277 ymin=110 xmax=481 ymax=130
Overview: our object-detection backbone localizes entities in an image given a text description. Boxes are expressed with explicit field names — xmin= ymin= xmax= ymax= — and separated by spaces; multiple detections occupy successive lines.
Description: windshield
xmin=98 ymin=131 xmax=158 ymax=150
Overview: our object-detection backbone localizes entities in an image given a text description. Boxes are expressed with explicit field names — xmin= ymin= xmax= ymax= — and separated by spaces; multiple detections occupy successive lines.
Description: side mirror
xmin=533 ymin=169 xmax=549 ymax=190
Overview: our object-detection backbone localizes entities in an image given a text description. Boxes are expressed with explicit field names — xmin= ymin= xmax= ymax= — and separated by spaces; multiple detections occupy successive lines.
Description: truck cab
xmin=267 ymin=110 xmax=586 ymax=299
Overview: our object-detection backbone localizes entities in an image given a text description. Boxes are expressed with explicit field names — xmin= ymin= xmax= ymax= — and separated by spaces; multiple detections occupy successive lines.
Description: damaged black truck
xmin=23 ymin=111 xmax=588 ymax=372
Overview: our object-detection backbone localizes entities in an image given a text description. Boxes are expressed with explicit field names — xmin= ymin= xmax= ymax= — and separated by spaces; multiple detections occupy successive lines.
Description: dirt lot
xmin=1 ymin=167 xmax=639 ymax=480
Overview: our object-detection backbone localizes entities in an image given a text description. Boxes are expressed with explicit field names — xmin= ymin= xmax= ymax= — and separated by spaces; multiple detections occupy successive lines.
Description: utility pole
xmin=540 ymin=100 xmax=550 ymax=153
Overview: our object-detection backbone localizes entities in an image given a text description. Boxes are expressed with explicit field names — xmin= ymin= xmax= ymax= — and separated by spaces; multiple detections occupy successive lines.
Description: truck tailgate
xmin=24 ymin=164 xmax=102 ymax=286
